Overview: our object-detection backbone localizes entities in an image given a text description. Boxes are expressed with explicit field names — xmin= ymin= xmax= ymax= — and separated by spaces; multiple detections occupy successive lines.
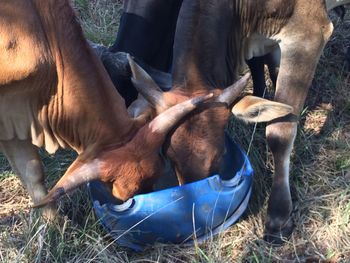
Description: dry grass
xmin=1 ymin=1 xmax=350 ymax=262
xmin=73 ymin=0 xmax=123 ymax=45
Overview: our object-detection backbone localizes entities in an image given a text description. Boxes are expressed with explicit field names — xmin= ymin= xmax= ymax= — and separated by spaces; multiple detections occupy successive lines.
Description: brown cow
xmin=129 ymin=0 xmax=334 ymax=244
xmin=0 ymin=0 xmax=213 ymax=218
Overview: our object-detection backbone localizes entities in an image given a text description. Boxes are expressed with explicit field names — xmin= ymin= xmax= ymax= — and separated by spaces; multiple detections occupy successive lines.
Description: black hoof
xmin=263 ymin=216 xmax=294 ymax=245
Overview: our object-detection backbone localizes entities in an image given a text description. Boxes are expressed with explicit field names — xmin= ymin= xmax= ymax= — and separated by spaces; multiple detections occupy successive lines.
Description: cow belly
xmin=244 ymin=33 xmax=279 ymax=60
xmin=0 ymin=90 xmax=59 ymax=154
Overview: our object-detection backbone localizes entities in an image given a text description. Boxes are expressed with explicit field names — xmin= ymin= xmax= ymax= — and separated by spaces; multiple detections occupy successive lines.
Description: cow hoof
xmin=263 ymin=216 xmax=294 ymax=245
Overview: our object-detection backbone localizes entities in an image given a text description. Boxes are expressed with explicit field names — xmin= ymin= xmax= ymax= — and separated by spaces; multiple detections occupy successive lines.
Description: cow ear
xmin=231 ymin=95 xmax=293 ymax=123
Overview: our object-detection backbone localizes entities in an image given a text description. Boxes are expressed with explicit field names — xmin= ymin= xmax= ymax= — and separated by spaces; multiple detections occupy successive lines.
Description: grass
xmin=1 ymin=1 xmax=350 ymax=262
xmin=73 ymin=0 xmax=123 ymax=45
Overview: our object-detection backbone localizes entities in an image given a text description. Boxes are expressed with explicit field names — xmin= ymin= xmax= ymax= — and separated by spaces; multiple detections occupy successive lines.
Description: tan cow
xmin=246 ymin=0 xmax=350 ymax=95
xmin=0 ymin=0 xmax=214 ymax=218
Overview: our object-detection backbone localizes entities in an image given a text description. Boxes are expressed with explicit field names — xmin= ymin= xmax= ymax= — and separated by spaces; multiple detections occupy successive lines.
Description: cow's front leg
xmin=264 ymin=20 xmax=333 ymax=244
xmin=265 ymin=120 xmax=297 ymax=244
xmin=0 ymin=139 xmax=57 ymax=220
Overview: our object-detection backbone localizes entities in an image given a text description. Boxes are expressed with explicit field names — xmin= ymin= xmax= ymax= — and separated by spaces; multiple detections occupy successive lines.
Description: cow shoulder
xmin=0 ymin=1 xmax=51 ymax=86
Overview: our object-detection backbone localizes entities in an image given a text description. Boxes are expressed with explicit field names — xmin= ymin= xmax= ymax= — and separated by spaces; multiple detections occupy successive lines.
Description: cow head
xmin=128 ymin=57 xmax=293 ymax=184
xmin=34 ymin=84 xmax=213 ymax=207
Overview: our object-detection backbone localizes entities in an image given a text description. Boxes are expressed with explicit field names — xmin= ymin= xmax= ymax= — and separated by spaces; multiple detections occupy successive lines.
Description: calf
xmin=0 ymin=0 xmax=210 ymax=218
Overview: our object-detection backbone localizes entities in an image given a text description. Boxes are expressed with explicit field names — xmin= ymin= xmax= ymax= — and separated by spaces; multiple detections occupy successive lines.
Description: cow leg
xmin=109 ymin=0 xmax=183 ymax=72
xmin=246 ymin=56 xmax=266 ymax=97
xmin=0 ymin=139 xmax=56 ymax=220
xmin=264 ymin=47 xmax=281 ymax=88
xmin=264 ymin=22 xmax=333 ymax=243
xmin=265 ymin=120 xmax=296 ymax=244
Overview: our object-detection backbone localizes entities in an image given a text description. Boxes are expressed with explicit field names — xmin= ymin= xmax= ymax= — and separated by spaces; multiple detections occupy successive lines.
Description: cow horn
xmin=33 ymin=159 xmax=100 ymax=208
xmin=216 ymin=72 xmax=251 ymax=105
xmin=148 ymin=93 xmax=214 ymax=135
xmin=127 ymin=54 xmax=168 ymax=110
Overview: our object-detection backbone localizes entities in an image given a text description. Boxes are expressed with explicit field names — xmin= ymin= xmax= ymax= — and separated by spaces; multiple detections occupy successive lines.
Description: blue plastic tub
xmin=88 ymin=133 xmax=253 ymax=251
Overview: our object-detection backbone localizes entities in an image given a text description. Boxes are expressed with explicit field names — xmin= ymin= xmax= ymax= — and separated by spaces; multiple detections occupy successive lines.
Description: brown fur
xmin=133 ymin=0 xmax=334 ymax=243
xmin=177 ymin=0 xmax=332 ymax=243
xmin=0 ymin=0 xmax=207 ymax=215
xmin=98 ymin=126 xmax=165 ymax=200
xmin=163 ymin=88 xmax=230 ymax=183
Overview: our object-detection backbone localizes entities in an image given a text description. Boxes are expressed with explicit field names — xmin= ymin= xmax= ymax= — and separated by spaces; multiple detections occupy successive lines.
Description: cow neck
xmin=34 ymin=0 xmax=135 ymax=153
xmin=172 ymin=0 xmax=294 ymax=91
xmin=236 ymin=1 xmax=295 ymax=38
xmin=172 ymin=0 xmax=237 ymax=90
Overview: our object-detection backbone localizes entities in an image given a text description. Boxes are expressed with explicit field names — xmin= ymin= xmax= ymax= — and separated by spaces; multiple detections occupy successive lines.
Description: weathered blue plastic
xmin=88 ymin=134 xmax=253 ymax=251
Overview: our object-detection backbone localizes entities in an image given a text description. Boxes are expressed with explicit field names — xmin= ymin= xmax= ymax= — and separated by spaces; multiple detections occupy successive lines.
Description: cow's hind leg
xmin=246 ymin=56 xmax=266 ymax=97
xmin=264 ymin=47 xmax=281 ymax=88
xmin=0 ymin=139 xmax=57 ymax=220
xmin=264 ymin=17 xmax=333 ymax=244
